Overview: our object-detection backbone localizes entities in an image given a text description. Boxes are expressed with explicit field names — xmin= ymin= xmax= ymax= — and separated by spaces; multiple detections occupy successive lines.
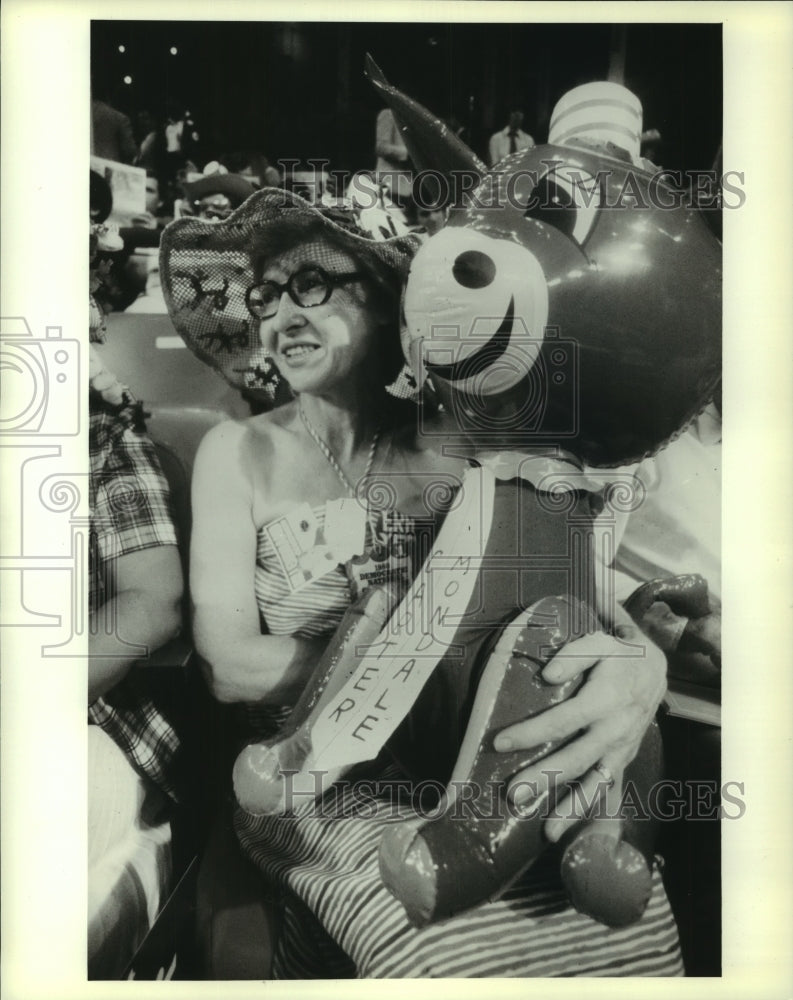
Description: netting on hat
xmin=166 ymin=247 xmax=280 ymax=396
xmin=386 ymin=362 xmax=420 ymax=400
xmin=160 ymin=188 xmax=423 ymax=404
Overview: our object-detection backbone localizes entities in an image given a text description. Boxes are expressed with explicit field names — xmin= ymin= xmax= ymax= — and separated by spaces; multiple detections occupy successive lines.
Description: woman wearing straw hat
xmin=160 ymin=188 xmax=682 ymax=978
xmin=162 ymin=189 xmax=456 ymax=709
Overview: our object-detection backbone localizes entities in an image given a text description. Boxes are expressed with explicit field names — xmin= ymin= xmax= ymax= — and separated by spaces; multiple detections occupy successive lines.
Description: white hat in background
xmin=549 ymin=81 xmax=643 ymax=163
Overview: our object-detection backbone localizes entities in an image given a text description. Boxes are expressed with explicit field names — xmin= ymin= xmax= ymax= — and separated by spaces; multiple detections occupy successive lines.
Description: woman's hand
xmin=494 ymin=617 xmax=667 ymax=843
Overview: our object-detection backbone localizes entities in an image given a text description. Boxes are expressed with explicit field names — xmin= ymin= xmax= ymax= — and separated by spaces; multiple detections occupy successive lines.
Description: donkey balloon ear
xmin=365 ymin=54 xmax=487 ymax=183
xmin=364 ymin=53 xmax=389 ymax=89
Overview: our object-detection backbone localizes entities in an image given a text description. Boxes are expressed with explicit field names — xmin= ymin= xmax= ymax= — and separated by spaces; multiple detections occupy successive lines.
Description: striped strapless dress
xmin=234 ymin=504 xmax=684 ymax=978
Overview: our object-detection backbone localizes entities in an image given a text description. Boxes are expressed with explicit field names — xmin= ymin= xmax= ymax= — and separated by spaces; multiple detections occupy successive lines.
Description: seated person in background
xmin=613 ymin=399 xmax=721 ymax=599
xmin=88 ymin=352 xmax=184 ymax=798
xmin=596 ymin=394 xmax=722 ymax=978
xmin=89 ymin=172 xmax=141 ymax=314
xmin=221 ymin=149 xmax=281 ymax=189
xmin=177 ymin=162 xmax=257 ymax=221
xmin=87 ymin=333 xmax=186 ymax=975
xmin=119 ymin=173 xmax=170 ymax=313
xmin=488 ymin=109 xmax=535 ymax=166
xmin=344 ymin=171 xmax=413 ymax=238
xmin=407 ymin=172 xmax=449 ymax=236
xmin=123 ymin=251 xmax=168 ymax=314
xmin=597 ymin=395 xmax=722 ymax=684
xmin=134 ymin=109 xmax=162 ymax=170
xmin=88 ymin=221 xmax=184 ymax=899
xmin=91 ymin=89 xmax=138 ymax=165
xmin=374 ymin=106 xmax=412 ymax=203
xmin=124 ymin=172 xmax=165 ymax=232
xmin=414 ymin=201 xmax=448 ymax=236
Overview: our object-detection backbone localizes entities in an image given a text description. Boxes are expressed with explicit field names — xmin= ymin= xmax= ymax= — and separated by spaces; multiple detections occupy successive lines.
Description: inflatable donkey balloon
xmin=233 ymin=60 xmax=721 ymax=930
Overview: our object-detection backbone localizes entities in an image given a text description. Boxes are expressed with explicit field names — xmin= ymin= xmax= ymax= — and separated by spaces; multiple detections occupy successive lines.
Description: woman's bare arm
xmin=190 ymin=420 xmax=327 ymax=705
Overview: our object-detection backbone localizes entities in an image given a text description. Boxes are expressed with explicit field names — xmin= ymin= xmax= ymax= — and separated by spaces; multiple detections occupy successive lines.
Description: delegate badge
xmin=346 ymin=509 xmax=414 ymax=601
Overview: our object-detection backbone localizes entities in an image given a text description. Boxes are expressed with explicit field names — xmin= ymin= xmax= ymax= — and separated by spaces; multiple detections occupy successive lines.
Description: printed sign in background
xmin=89 ymin=156 xmax=146 ymax=225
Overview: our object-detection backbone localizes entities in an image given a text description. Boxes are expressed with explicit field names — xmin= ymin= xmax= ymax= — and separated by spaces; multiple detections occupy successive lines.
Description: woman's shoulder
xmin=198 ymin=404 xmax=298 ymax=450
xmin=389 ymin=406 xmax=468 ymax=470
xmin=197 ymin=404 xmax=309 ymax=511
xmin=247 ymin=401 xmax=300 ymax=438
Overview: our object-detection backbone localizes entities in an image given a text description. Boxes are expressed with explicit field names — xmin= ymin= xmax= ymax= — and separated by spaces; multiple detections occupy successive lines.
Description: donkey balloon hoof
xmin=560 ymin=829 xmax=653 ymax=927
xmin=233 ymin=584 xmax=401 ymax=816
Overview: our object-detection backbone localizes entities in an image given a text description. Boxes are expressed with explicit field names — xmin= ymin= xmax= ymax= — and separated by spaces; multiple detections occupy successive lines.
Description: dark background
xmin=91 ymin=20 xmax=722 ymax=176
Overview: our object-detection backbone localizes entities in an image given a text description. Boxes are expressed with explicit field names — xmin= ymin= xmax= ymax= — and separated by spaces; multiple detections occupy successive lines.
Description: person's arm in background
xmin=89 ymin=402 xmax=185 ymax=704
xmin=89 ymin=544 xmax=182 ymax=703
xmin=190 ymin=420 xmax=327 ymax=705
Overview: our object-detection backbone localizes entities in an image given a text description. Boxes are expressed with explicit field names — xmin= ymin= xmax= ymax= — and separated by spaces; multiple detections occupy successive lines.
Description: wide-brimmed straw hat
xmin=160 ymin=186 xmax=422 ymax=404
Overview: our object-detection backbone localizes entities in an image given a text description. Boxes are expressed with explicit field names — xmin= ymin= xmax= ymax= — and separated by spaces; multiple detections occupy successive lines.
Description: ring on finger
xmin=593 ymin=761 xmax=615 ymax=788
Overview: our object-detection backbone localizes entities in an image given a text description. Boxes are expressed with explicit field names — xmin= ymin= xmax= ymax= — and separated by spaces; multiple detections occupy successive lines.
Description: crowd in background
xmin=91 ymin=92 xmax=464 ymax=321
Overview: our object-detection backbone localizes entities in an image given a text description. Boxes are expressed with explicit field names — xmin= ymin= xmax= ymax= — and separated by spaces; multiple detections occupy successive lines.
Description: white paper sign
xmin=323 ymin=498 xmax=367 ymax=564
xmin=309 ymin=464 xmax=496 ymax=769
xmin=90 ymin=155 xmax=146 ymax=224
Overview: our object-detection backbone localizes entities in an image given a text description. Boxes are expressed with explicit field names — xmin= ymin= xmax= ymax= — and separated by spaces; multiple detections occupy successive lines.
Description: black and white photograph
xmin=1 ymin=2 xmax=791 ymax=996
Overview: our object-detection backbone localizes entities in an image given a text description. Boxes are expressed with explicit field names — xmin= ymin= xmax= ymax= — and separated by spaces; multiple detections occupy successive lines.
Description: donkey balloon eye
xmin=452 ymin=250 xmax=496 ymax=289
xmin=523 ymin=168 xmax=602 ymax=245
xmin=524 ymin=179 xmax=578 ymax=238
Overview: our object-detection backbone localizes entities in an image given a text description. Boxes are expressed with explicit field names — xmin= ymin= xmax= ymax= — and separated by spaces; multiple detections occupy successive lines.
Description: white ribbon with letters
xmin=309 ymin=464 xmax=496 ymax=769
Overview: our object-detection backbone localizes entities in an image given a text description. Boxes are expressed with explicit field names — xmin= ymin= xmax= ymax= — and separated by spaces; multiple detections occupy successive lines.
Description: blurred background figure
xmin=89 ymin=170 xmax=139 ymax=316
xmin=164 ymin=98 xmax=187 ymax=170
xmin=122 ymin=172 xmax=165 ymax=231
xmin=414 ymin=201 xmax=447 ymax=236
xmin=90 ymin=168 xmax=114 ymax=224
xmin=220 ymin=150 xmax=281 ymax=188
xmin=488 ymin=109 xmax=534 ymax=166
xmin=144 ymin=172 xmax=163 ymax=219
xmin=135 ymin=108 xmax=166 ymax=174
xmin=179 ymin=162 xmax=257 ymax=221
xmin=161 ymin=99 xmax=203 ymax=210
xmin=446 ymin=113 xmax=470 ymax=146
xmin=87 ymin=203 xmax=186 ymax=980
xmin=344 ymin=171 xmax=412 ymax=238
xmin=116 ymin=171 xmax=171 ymax=313
xmin=374 ymin=106 xmax=412 ymax=204
xmin=640 ymin=127 xmax=663 ymax=167
xmin=91 ymin=87 xmax=138 ymax=165
xmin=408 ymin=169 xmax=449 ymax=236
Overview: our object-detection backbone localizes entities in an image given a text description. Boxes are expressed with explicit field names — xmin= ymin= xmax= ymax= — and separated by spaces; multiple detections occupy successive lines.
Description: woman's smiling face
xmin=257 ymin=240 xmax=381 ymax=395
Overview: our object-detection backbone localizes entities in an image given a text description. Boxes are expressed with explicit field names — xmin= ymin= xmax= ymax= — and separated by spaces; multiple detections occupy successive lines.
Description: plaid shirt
xmin=88 ymin=391 xmax=183 ymax=801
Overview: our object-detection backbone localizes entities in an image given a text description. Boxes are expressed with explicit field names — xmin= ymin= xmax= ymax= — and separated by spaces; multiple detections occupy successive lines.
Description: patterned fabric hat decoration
xmin=159 ymin=186 xmax=423 ymax=406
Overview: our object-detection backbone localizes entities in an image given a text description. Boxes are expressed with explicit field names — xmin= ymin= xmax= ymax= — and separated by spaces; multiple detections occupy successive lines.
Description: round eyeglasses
xmin=245 ymin=265 xmax=364 ymax=320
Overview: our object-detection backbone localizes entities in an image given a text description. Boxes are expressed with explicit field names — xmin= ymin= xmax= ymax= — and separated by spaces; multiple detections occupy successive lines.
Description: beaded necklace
xmin=298 ymin=399 xmax=381 ymax=499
